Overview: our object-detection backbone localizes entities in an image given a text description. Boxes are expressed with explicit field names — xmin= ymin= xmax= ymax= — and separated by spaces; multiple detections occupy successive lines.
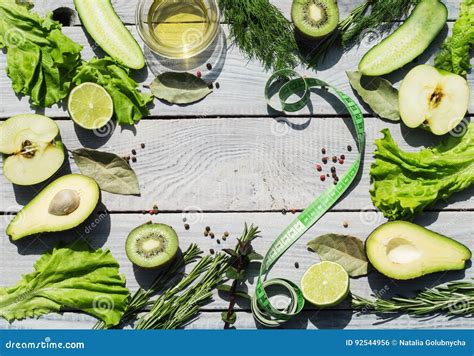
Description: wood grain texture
xmin=1 ymin=117 xmax=472 ymax=212
xmin=0 ymin=0 xmax=471 ymax=331
xmin=2 ymin=310 xmax=472 ymax=329
xmin=1 ymin=212 xmax=472 ymax=309
xmin=0 ymin=25 xmax=472 ymax=119
xmin=0 ymin=211 xmax=471 ymax=329
xmin=30 ymin=0 xmax=463 ymax=24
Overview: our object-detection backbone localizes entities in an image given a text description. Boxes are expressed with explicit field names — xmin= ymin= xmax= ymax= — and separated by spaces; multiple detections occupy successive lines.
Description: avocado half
xmin=366 ymin=221 xmax=471 ymax=280
xmin=7 ymin=174 xmax=100 ymax=241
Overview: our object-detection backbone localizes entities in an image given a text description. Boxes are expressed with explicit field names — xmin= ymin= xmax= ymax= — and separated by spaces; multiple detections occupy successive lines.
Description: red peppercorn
xmin=316 ymin=164 xmax=322 ymax=171
xmin=338 ymin=159 xmax=344 ymax=164
xmin=196 ymin=71 xmax=202 ymax=78
xmin=320 ymin=174 xmax=326 ymax=181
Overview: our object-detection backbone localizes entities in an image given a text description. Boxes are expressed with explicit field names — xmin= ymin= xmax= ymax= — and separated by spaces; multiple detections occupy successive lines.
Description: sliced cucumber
xmin=358 ymin=0 xmax=447 ymax=76
xmin=74 ymin=0 xmax=145 ymax=69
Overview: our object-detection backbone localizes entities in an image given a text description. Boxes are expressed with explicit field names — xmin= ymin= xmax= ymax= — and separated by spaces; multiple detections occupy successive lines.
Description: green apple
xmin=399 ymin=64 xmax=470 ymax=135
xmin=0 ymin=114 xmax=65 ymax=186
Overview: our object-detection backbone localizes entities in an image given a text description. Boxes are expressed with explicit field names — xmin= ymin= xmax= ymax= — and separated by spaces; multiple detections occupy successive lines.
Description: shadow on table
xmin=11 ymin=202 xmax=111 ymax=256
xmin=253 ymin=300 xmax=354 ymax=330
xmin=384 ymin=25 xmax=449 ymax=85
xmin=296 ymin=32 xmax=344 ymax=72
xmin=132 ymin=248 xmax=188 ymax=290
xmin=366 ymin=264 xmax=470 ymax=302
xmin=12 ymin=154 xmax=73 ymax=206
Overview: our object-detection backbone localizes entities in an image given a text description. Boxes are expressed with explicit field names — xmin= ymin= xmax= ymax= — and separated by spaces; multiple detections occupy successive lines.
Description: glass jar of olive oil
xmin=136 ymin=0 xmax=220 ymax=59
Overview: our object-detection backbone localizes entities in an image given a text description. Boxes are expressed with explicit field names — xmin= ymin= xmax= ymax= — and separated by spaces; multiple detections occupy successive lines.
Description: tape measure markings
xmin=252 ymin=70 xmax=366 ymax=327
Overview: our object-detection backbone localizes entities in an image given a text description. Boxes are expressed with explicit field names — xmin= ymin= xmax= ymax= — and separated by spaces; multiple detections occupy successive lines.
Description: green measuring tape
xmin=251 ymin=70 xmax=366 ymax=327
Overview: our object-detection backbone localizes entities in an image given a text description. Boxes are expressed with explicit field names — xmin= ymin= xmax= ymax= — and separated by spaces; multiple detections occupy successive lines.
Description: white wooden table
xmin=0 ymin=0 xmax=472 ymax=329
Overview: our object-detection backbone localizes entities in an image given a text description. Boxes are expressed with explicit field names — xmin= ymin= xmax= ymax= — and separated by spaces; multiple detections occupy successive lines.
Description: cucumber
xmin=74 ymin=0 xmax=145 ymax=70
xmin=358 ymin=0 xmax=447 ymax=76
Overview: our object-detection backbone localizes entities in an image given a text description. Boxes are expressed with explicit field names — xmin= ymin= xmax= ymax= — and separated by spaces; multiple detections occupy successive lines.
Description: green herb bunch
xmin=218 ymin=0 xmax=300 ymax=71
xmin=94 ymin=244 xmax=203 ymax=329
xmin=135 ymin=253 xmax=230 ymax=329
xmin=353 ymin=280 xmax=474 ymax=316
xmin=308 ymin=0 xmax=419 ymax=67
xmin=218 ymin=224 xmax=262 ymax=327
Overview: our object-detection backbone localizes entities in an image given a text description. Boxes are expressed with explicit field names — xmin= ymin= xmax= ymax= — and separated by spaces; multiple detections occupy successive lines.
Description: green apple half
xmin=0 ymin=114 xmax=65 ymax=186
xmin=399 ymin=65 xmax=470 ymax=135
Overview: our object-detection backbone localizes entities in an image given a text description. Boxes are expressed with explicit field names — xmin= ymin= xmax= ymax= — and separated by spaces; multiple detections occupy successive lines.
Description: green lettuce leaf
xmin=434 ymin=0 xmax=474 ymax=76
xmin=0 ymin=244 xmax=129 ymax=327
xmin=72 ymin=57 xmax=153 ymax=126
xmin=0 ymin=0 xmax=83 ymax=107
xmin=370 ymin=123 xmax=474 ymax=220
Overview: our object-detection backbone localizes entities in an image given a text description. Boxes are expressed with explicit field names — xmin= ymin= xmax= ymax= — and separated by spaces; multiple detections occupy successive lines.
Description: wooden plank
xmin=1 ymin=25 xmax=472 ymax=119
xmin=30 ymin=0 xmax=462 ymax=24
xmin=2 ymin=310 xmax=472 ymax=329
xmin=1 ymin=117 xmax=472 ymax=212
xmin=1 ymin=212 xmax=472 ymax=311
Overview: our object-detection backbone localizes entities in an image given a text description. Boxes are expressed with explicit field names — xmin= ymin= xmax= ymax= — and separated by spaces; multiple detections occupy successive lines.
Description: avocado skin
xmin=6 ymin=174 xmax=101 ymax=241
xmin=365 ymin=221 xmax=471 ymax=280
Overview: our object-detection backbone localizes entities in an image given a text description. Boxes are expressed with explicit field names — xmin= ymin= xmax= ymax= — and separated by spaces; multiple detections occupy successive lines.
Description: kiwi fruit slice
xmin=125 ymin=223 xmax=179 ymax=268
xmin=292 ymin=0 xmax=339 ymax=39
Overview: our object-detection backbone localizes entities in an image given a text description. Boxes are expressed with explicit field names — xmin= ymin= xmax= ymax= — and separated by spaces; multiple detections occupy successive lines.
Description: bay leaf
xmin=72 ymin=148 xmax=140 ymax=195
xmin=150 ymin=72 xmax=212 ymax=105
xmin=307 ymin=234 xmax=368 ymax=278
xmin=346 ymin=71 xmax=400 ymax=121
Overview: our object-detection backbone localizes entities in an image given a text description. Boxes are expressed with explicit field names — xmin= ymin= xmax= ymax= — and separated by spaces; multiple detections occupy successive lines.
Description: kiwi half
xmin=292 ymin=0 xmax=339 ymax=39
xmin=125 ymin=223 xmax=179 ymax=268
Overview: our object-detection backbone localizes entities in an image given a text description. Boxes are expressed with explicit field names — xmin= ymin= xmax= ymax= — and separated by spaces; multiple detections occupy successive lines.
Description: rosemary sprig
xmin=218 ymin=0 xmax=300 ymax=71
xmin=93 ymin=244 xmax=203 ymax=329
xmin=135 ymin=253 xmax=230 ymax=329
xmin=219 ymin=224 xmax=261 ymax=328
xmin=353 ymin=280 xmax=474 ymax=316
xmin=307 ymin=0 xmax=419 ymax=67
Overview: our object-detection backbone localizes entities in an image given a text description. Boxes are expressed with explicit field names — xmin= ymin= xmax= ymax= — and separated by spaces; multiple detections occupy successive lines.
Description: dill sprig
xmin=218 ymin=0 xmax=300 ymax=71
xmin=353 ymin=280 xmax=474 ymax=316
xmin=93 ymin=244 xmax=203 ymax=329
xmin=307 ymin=0 xmax=419 ymax=67
xmin=135 ymin=253 xmax=230 ymax=329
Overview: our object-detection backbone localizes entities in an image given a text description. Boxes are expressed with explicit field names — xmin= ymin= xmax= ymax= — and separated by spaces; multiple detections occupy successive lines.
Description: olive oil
xmin=147 ymin=0 xmax=217 ymax=59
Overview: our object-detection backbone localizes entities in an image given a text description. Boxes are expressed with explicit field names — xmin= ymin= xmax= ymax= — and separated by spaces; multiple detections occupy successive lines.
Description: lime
xmin=300 ymin=261 xmax=349 ymax=307
xmin=68 ymin=83 xmax=113 ymax=130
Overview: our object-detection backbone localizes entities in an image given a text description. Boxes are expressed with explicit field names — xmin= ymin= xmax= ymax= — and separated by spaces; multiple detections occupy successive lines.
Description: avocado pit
xmin=48 ymin=189 xmax=81 ymax=216
xmin=386 ymin=237 xmax=421 ymax=264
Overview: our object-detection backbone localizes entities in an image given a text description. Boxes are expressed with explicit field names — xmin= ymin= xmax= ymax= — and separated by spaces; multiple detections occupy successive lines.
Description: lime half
xmin=68 ymin=83 xmax=113 ymax=130
xmin=301 ymin=261 xmax=349 ymax=307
